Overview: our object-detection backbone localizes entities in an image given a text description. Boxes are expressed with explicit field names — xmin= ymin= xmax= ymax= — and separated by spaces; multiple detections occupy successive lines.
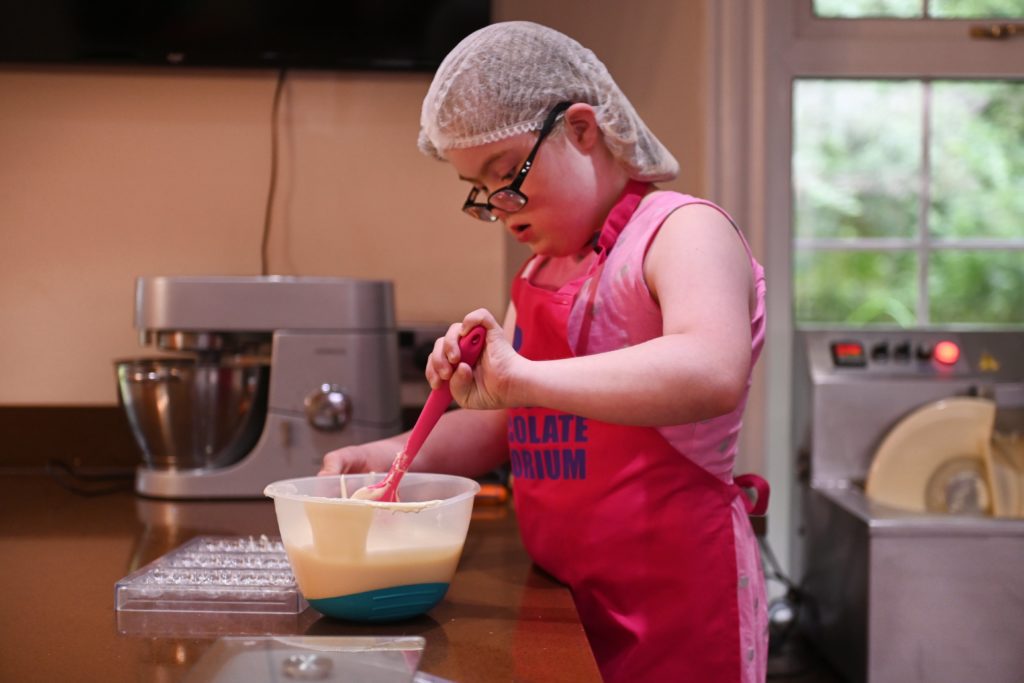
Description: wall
xmin=0 ymin=0 xmax=707 ymax=405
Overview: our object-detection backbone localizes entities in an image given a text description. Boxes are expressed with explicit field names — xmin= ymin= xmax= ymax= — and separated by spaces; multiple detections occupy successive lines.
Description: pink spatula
xmin=350 ymin=326 xmax=486 ymax=502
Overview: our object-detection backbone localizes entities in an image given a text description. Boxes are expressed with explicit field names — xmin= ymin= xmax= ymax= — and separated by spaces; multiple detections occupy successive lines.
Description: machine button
xmin=916 ymin=343 xmax=933 ymax=360
xmin=304 ymin=384 xmax=353 ymax=432
xmin=893 ymin=341 xmax=911 ymax=362
xmin=870 ymin=342 xmax=890 ymax=362
xmin=830 ymin=341 xmax=867 ymax=367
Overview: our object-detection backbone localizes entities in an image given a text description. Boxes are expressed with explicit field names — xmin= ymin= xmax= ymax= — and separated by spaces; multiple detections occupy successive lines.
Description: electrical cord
xmin=261 ymin=67 xmax=288 ymax=276
xmin=759 ymin=533 xmax=799 ymax=594
xmin=46 ymin=459 xmax=134 ymax=497
xmin=759 ymin=534 xmax=813 ymax=679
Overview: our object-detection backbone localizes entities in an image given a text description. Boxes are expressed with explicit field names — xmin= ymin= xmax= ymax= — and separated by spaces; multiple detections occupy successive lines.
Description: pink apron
xmin=507 ymin=181 xmax=768 ymax=682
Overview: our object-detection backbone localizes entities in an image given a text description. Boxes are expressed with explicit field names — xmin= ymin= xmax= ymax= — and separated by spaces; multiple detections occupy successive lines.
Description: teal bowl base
xmin=308 ymin=582 xmax=450 ymax=622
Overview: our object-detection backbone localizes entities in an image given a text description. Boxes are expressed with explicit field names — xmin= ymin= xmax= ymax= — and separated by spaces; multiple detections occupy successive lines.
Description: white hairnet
xmin=418 ymin=21 xmax=679 ymax=182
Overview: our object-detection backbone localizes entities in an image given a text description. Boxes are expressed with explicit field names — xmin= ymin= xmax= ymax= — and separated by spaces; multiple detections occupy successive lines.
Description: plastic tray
xmin=115 ymin=535 xmax=307 ymax=614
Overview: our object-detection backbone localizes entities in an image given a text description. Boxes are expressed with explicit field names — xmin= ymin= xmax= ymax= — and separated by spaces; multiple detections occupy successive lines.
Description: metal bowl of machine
xmin=115 ymin=358 xmax=269 ymax=471
xmin=264 ymin=473 xmax=480 ymax=622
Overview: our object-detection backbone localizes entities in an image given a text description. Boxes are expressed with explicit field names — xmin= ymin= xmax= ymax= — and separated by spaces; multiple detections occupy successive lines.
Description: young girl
xmin=320 ymin=21 xmax=769 ymax=683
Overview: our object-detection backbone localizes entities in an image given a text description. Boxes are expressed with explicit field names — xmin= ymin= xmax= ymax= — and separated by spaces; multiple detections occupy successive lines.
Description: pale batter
xmin=290 ymin=497 xmax=462 ymax=599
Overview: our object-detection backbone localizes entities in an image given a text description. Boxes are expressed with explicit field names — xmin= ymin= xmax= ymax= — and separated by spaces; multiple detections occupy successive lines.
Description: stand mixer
xmin=116 ymin=276 xmax=401 ymax=499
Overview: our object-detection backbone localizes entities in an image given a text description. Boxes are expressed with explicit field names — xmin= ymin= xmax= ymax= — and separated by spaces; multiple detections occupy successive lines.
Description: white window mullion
xmin=919 ymin=80 xmax=933 ymax=324
xmin=794 ymin=238 xmax=919 ymax=250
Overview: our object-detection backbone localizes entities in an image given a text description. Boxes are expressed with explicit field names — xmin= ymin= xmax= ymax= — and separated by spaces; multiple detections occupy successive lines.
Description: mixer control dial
xmin=304 ymin=384 xmax=353 ymax=432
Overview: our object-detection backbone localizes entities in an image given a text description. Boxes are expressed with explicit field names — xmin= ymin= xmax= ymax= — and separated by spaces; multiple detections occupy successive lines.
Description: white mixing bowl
xmin=264 ymin=473 xmax=479 ymax=622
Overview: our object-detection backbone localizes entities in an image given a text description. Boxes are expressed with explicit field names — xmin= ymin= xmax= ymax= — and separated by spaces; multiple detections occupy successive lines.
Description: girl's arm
xmin=441 ymin=204 xmax=754 ymax=426
xmin=320 ymin=390 xmax=509 ymax=478
xmin=321 ymin=307 xmax=516 ymax=477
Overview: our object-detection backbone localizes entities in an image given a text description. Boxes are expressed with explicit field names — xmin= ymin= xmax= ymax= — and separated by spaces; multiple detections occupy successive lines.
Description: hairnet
xmin=418 ymin=21 xmax=679 ymax=182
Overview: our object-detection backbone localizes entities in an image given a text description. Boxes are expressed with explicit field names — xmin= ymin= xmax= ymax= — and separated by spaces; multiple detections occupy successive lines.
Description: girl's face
xmin=446 ymin=124 xmax=614 ymax=258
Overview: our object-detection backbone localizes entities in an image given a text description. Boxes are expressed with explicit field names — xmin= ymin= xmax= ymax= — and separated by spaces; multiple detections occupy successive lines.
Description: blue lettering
xmin=564 ymin=449 xmax=586 ymax=479
xmin=521 ymin=450 xmax=535 ymax=479
xmin=508 ymin=415 xmax=588 ymax=445
xmin=512 ymin=416 xmax=527 ymax=444
xmin=508 ymin=448 xmax=587 ymax=480
xmin=559 ymin=414 xmax=574 ymax=440
xmin=543 ymin=449 xmax=561 ymax=478
xmin=574 ymin=417 xmax=588 ymax=442
xmin=542 ymin=416 xmax=558 ymax=443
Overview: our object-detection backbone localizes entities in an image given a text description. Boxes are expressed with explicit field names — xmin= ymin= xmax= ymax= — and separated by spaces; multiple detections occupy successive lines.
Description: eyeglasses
xmin=462 ymin=101 xmax=572 ymax=222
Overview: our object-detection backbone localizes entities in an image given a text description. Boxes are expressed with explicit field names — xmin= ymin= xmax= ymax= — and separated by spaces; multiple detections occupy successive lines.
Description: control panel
xmin=804 ymin=329 xmax=1023 ymax=380
xmin=828 ymin=337 xmax=959 ymax=369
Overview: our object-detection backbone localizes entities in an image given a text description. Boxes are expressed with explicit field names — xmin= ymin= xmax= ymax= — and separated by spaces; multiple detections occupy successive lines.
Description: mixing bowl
xmin=264 ymin=473 xmax=479 ymax=622
xmin=115 ymin=357 xmax=269 ymax=470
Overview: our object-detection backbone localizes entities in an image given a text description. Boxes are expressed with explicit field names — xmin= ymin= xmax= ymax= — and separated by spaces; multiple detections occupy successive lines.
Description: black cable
xmin=757 ymin=533 xmax=812 ymax=674
xmin=46 ymin=459 xmax=134 ymax=497
xmin=261 ymin=67 xmax=288 ymax=276
xmin=758 ymin=533 xmax=799 ymax=593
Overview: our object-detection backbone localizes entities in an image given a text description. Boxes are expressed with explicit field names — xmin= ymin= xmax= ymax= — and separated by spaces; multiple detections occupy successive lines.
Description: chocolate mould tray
xmin=115 ymin=535 xmax=307 ymax=614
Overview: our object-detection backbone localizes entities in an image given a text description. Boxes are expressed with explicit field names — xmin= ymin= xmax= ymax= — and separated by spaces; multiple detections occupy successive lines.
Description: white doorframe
xmin=706 ymin=0 xmax=797 ymax=587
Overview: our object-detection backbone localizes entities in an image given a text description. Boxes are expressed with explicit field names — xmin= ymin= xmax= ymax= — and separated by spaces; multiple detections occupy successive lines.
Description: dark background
xmin=0 ymin=0 xmax=490 ymax=71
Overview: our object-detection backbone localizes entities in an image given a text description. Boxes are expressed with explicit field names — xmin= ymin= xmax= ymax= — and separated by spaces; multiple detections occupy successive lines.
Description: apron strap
xmin=732 ymin=473 xmax=769 ymax=516
xmin=572 ymin=179 xmax=650 ymax=356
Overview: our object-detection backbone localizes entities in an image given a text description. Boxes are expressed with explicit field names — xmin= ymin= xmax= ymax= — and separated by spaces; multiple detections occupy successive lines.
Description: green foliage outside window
xmin=795 ymin=251 xmax=918 ymax=325
xmin=793 ymin=78 xmax=1023 ymax=326
xmin=931 ymin=82 xmax=1024 ymax=240
xmin=814 ymin=0 xmax=1024 ymax=18
xmin=930 ymin=251 xmax=1024 ymax=323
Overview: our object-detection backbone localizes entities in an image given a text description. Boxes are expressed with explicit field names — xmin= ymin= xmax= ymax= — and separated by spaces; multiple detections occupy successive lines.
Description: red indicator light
xmin=834 ymin=343 xmax=862 ymax=357
xmin=934 ymin=340 xmax=960 ymax=365
xmin=830 ymin=341 xmax=866 ymax=367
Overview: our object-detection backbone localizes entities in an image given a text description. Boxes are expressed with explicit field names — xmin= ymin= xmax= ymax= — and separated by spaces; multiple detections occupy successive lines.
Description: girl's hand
xmin=319 ymin=441 xmax=398 ymax=476
xmin=426 ymin=308 xmax=522 ymax=410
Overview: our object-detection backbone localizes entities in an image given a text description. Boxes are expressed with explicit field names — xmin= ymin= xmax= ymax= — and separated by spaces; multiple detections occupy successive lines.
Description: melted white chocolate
xmin=292 ymin=497 xmax=461 ymax=598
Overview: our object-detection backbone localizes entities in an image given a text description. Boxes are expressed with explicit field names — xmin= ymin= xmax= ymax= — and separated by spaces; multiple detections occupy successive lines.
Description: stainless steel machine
xmin=116 ymin=276 xmax=401 ymax=499
xmin=793 ymin=328 xmax=1024 ymax=683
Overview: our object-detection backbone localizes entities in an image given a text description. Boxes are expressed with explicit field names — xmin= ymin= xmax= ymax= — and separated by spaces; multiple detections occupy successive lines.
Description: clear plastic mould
xmin=115 ymin=535 xmax=307 ymax=614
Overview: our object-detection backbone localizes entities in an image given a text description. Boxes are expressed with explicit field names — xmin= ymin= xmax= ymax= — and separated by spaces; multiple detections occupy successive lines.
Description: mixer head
xmin=141 ymin=330 xmax=272 ymax=359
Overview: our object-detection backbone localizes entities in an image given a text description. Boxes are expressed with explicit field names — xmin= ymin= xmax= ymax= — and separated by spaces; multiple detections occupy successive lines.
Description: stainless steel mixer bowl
xmin=115 ymin=358 xmax=269 ymax=471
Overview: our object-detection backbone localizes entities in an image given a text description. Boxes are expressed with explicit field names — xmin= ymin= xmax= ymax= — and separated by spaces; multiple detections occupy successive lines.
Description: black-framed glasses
xmin=462 ymin=101 xmax=572 ymax=222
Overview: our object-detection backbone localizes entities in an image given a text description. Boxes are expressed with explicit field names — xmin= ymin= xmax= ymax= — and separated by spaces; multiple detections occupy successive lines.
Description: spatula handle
xmin=404 ymin=326 xmax=486 ymax=458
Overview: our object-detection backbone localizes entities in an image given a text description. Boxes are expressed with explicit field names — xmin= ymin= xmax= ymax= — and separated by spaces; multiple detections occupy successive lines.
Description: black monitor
xmin=0 ymin=1 xmax=490 ymax=72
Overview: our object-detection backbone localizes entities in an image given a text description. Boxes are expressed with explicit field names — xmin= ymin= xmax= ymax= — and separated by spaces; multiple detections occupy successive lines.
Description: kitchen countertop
xmin=0 ymin=474 xmax=601 ymax=682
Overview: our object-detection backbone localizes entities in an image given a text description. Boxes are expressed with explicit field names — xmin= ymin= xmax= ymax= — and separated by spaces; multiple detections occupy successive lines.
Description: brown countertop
xmin=0 ymin=474 xmax=601 ymax=682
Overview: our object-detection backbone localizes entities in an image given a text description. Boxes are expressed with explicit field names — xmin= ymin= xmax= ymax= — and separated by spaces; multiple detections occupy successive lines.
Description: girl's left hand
xmin=426 ymin=308 xmax=522 ymax=410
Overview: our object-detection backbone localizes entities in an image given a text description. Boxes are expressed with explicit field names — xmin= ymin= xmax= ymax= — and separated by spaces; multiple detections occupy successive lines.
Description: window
xmin=793 ymin=78 xmax=1024 ymax=325
xmin=791 ymin=1 xmax=1024 ymax=326
xmin=815 ymin=0 xmax=1024 ymax=19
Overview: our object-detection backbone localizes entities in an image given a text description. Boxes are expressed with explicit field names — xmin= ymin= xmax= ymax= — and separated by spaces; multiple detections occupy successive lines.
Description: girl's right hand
xmin=426 ymin=309 xmax=522 ymax=411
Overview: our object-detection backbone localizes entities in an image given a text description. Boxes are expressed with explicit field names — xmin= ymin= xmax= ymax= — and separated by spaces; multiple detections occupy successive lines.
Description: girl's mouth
xmin=511 ymin=224 xmax=532 ymax=242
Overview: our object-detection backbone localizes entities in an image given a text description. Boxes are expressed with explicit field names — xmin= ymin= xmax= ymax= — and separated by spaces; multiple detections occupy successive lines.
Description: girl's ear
xmin=563 ymin=103 xmax=601 ymax=152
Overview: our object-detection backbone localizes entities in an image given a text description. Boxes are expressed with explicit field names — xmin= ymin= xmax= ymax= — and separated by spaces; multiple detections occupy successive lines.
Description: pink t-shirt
xmin=557 ymin=190 xmax=770 ymax=682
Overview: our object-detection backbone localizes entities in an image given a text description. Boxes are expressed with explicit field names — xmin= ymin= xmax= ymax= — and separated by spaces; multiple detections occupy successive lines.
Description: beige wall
xmin=0 ymin=1 xmax=706 ymax=405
